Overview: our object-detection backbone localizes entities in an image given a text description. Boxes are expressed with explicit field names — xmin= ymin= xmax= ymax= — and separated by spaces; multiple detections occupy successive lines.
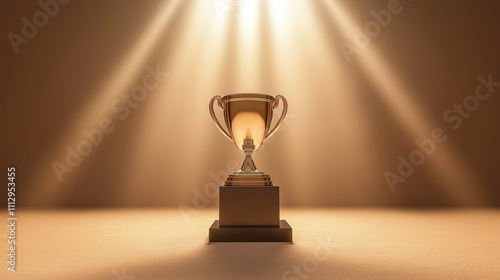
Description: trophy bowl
xmin=209 ymin=93 xmax=288 ymax=186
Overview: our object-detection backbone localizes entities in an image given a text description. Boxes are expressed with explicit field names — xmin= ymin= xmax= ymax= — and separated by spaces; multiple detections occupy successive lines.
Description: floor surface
xmin=1 ymin=208 xmax=499 ymax=279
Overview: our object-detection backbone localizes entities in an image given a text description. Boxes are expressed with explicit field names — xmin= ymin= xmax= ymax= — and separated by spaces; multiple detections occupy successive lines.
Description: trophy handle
xmin=265 ymin=95 xmax=288 ymax=141
xmin=209 ymin=95 xmax=233 ymax=141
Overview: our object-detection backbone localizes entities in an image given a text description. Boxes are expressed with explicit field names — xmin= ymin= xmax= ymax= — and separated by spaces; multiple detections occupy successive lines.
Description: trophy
xmin=208 ymin=93 xmax=292 ymax=242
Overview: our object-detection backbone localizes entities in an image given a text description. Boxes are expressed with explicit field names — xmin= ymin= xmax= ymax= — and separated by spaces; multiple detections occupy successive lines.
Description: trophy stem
xmin=224 ymin=138 xmax=273 ymax=186
xmin=241 ymin=139 xmax=257 ymax=171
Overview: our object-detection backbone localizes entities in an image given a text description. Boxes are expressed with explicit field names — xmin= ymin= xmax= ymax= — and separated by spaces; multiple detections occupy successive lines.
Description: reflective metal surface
xmin=209 ymin=93 xmax=288 ymax=186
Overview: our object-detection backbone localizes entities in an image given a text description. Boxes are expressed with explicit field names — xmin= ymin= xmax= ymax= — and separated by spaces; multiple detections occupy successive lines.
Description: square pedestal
xmin=219 ymin=186 xmax=279 ymax=226
xmin=209 ymin=185 xmax=292 ymax=242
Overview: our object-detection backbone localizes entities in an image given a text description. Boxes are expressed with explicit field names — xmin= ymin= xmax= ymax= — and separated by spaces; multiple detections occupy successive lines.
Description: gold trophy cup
xmin=209 ymin=93 xmax=288 ymax=186
xmin=208 ymin=93 xmax=292 ymax=242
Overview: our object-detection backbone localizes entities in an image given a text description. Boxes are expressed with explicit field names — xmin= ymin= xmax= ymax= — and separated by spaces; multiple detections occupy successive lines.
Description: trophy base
xmin=208 ymin=220 xmax=292 ymax=242
xmin=209 ymin=186 xmax=292 ymax=242
xmin=224 ymin=170 xmax=273 ymax=186
xmin=219 ymin=186 xmax=280 ymax=226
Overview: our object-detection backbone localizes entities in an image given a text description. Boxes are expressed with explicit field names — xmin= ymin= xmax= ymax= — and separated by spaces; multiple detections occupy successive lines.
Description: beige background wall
xmin=1 ymin=0 xmax=499 ymax=207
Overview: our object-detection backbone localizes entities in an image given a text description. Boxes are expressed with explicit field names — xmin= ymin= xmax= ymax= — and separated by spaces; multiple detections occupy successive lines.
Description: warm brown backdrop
xmin=1 ymin=0 xmax=499 ymax=208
